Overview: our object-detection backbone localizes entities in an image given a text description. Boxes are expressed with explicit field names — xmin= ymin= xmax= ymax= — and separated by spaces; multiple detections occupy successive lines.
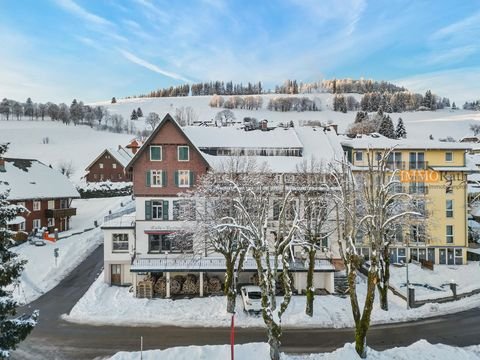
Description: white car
xmin=240 ymin=285 xmax=262 ymax=314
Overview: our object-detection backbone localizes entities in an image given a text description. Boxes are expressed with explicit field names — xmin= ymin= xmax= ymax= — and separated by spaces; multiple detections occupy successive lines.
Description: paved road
xmin=11 ymin=245 xmax=480 ymax=360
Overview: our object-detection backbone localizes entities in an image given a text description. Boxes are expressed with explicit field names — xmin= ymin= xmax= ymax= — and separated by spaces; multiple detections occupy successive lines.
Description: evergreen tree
xmin=378 ymin=115 xmax=396 ymax=138
xmin=111 ymin=97 xmax=117 ymax=104
xmin=0 ymin=144 xmax=38 ymax=357
xmin=131 ymin=109 xmax=138 ymax=120
xmin=24 ymin=98 xmax=34 ymax=120
xmin=452 ymin=102 xmax=457 ymax=110
xmin=395 ymin=117 xmax=407 ymax=138
xmin=136 ymin=107 xmax=143 ymax=117
xmin=0 ymin=99 xmax=10 ymax=121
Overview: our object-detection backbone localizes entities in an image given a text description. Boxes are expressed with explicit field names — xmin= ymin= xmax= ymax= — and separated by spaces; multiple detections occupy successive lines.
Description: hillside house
xmin=102 ymin=114 xmax=342 ymax=297
xmin=85 ymin=146 xmax=134 ymax=182
xmin=0 ymin=157 xmax=79 ymax=234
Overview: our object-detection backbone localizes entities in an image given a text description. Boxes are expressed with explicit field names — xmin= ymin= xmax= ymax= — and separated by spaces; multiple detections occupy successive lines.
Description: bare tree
xmin=174 ymin=106 xmax=198 ymax=126
xmin=57 ymin=160 xmax=75 ymax=179
xmin=146 ymin=112 xmax=161 ymax=131
xmin=214 ymin=109 xmax=236 ymax=126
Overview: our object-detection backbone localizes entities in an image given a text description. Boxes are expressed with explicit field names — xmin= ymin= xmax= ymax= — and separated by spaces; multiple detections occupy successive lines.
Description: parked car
xmin=240 ymin=285 xmax=262 ymax=314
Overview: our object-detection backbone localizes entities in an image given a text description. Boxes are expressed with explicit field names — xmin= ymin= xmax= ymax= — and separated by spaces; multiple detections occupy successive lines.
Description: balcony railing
xmin=45 ymin=208 xmax=77 ymax=218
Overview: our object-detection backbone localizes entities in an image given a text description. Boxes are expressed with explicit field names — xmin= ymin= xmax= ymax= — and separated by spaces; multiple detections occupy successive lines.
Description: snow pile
xmin=10 ymin=196 xmax=133 ymax=304
xmin=108 ymin=340 xmax=480 ymax=360
xmin=64 ymin=272 xmax=480 ymax=328
xmin=76 ymin=181 xmax=133 ymax=198
xmin=389 ymin=262 xmax=480 ymax=300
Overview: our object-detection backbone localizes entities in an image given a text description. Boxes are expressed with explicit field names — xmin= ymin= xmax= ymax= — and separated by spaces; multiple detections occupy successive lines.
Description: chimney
xmin=118 ymin=145 xmax=122 ymax=151
xmin=0 ymin=158 xmax=5 ymax=172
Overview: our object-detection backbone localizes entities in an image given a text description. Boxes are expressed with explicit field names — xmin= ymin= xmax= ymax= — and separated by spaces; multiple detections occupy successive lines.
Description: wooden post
xmin=199 ymin=272 xmax=204 ymax=297
xmin=166 ymin=272 xmax=171 ymax=298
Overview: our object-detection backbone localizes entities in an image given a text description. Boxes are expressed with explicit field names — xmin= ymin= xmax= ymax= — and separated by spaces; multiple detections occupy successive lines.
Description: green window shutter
xmin=163 ymin=200 xmax=169 ymax=220
xmin=145 ymin=170 xmax=151 ymax=187
xmin=189 ymin=171 xmax=195 ymax=187
xmin=145 ymin=200 xmax=152 ymax=220
xmin=174 ymin=170 xmax=179 ymax=186
xmin=162 ymin=170 xmax=167 ymax=187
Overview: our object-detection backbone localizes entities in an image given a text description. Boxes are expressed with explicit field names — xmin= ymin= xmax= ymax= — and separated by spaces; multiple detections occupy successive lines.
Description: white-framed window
xmin=355 ymin=151 xmax=363 ymax=162
xmin=446 ymin=200 xmax=453 ymax=218
xmin=112 ymin=233 xmax=129 ymax=252
xmin=19 ymin=221 xmax=26 ymax=231
xmin=100 ymin=174 xmax=104 ymax=181
xmin=151 ymin=170 xmax=163 ymax=187
xmin=48 ymin=200 xmax=55 ymax=209
xmin=32 ymin=219 xmax=41 ymax=229
xmin=17 ymin=201 xmax=26 ymax=209
xmin=409 ymin=152 xmax=425 ymax=169
xmin=99 ymin=163 xmax=104 ymax=169
xmin=150 ymin=146 xmax=162 ymax=161
xmin=152 ymin=201 xmax=164 ymax=220
xmin=178 ymin=146 xmax=190 ymax=161
xmin=48 ymin=218 xmax=55 ymax=227
xmin=446 ymin=225 xmax=454 ymax=243
xmin=411 ymin=224 xmax=426 ymax=243
xmin=112 ymin=163 xmax=117 ymax=169
xmin=178 ymin=170 xmax=190 ymax=187
xmin=33 ymin=200 xmax=41 ymax=211
xmin=445 ymin=152 xmax=453 ymax=162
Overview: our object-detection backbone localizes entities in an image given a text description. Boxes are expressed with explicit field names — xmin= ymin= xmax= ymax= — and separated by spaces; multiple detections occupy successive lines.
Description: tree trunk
xmin=355 ymin=267 xmax=377 ymax=358
xmin=224 ymin=258 xmax=236 ymax=314
xmin=377 ymin=247 xmax=390 ymax=311
xmin=268 ymin=335 xmax=281 ymax=360
xmin=305 ymin=249 xmax=315 ymax=317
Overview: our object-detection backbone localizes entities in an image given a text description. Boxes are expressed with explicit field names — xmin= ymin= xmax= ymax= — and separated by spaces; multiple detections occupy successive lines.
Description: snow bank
xmin=108 ymin=340 xmax=480 ymax=360
xmin=63 ymin=272 xmax=480 ymax=328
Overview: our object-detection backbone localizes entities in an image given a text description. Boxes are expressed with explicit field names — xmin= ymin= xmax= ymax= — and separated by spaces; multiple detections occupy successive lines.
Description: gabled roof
xmin=85 ymin=146 xmax=133 ymax=171
xmin=0 ymin=158 xmax=80 ymax=200
xmin=126 ymin=113 xmax=210 ymax=170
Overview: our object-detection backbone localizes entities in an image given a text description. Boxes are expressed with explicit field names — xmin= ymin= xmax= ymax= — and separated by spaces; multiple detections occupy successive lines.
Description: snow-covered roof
xmin=109 ymin=147 xmax=133 ymax=167
xmin=7 ymin=216 xmax=26 ymax=225
xmin=183 ymin=126 xmax=303 ymax=149
xmin=341 ymin=134 xmax=472 ymax=150
xmin=0 ymin=158 xmax=80 ymax=200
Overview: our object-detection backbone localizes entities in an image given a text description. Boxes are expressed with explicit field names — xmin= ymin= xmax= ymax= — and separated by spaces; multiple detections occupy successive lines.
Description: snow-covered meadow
xmin=10 ymin=196 xmax=133 ymax=305
xmin=109 ymin=340 xmax=480 ymax=360
xmin=63 ymin=271 xmax=480 ymax=328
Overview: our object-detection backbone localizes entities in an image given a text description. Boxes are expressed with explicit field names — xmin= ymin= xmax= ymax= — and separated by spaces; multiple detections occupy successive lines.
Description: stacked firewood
xmin=183 ymin=274 xmax=198 ymax=295
xmin=208 ymin=276 xmax=222 ymax=293
xmin=153 ymin=278 xmax=166 ymax=297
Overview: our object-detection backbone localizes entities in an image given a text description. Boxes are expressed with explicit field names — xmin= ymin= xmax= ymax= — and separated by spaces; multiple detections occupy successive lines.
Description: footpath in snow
xmin=109 ymin=340 xmax=480 ymax=360
xmin=64 ymin=271 xmax=480 ymax=328
xmin=10 ymin=196 xmax=133 ymax=305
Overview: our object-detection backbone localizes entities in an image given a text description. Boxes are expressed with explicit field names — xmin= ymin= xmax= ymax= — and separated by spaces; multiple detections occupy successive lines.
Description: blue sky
xmin=1 ymin=0 xmax=480 ymax=103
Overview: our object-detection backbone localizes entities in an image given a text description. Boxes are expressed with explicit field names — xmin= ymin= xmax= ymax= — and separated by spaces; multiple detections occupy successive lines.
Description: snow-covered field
xmin=390 ymin=262 xmax=480 ymax=300
xmin=99 ymin=95 xmax=480 ymax=142
xmin=63 ymin=271 xmax=480 ymax=328
xmin=0 ymin=120 xmax=133 ymax=182
xmin=109 ymin=340 xmax=480 ymax=360
xmin=10 ymin=196 xmax=133 ymax=305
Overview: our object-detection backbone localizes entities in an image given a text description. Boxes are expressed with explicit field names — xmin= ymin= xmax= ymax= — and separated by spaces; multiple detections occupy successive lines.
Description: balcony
xmin=45 ymin=208 xmax=77 ymax=218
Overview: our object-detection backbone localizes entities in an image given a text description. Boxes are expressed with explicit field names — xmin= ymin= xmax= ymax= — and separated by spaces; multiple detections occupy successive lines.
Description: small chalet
xmin=0 ymin=157 xmax=79 ymax=234
xmin=85 ymin=145 xmax=134 ymax=182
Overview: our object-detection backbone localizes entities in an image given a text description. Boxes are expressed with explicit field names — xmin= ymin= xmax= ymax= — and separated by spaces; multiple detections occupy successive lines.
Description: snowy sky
xmin=1 ymin=0 xmax=479 ymax=103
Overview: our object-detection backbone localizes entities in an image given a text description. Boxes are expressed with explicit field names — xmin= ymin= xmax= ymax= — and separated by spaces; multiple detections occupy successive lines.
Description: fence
xmin=104 ymin=206 xmax=135 ymax=223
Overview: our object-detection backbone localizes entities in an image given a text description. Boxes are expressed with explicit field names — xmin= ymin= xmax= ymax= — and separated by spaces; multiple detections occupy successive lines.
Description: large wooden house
xmin=84 ymin=146 xmax=134 ymax=182
xmin=0 ymin=157 xmax=79 ymax=234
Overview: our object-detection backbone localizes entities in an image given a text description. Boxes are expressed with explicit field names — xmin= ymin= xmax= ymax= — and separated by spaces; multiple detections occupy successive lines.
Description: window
xmin=47 ymin=218 xmax=54 ymax=227
xmin=33 ymin=201 xmax=41 ymax=211
xmin=446 ymin=225 xmax=454 ymax=243
xmin=151 ymin=170 xmax=163 ymax=187
xmin=387 ymin=152 xmax=403 ymax=170
xmin=178 ymin=170 xmax=190 ymax=187
xmin=33 ymin=219 xmax=41 ymax=229
xmin=355 ymin=231 xmax=365 ymax=244
xmin=445 ymin=152 xmax=453 ymax=162
xmin=94 ymin=174 xmax=98 ymax=180
xmin=19 ymin=221 xmax=25 ymax=231
xmin=173 ymin=200 xmax=196 ymax=220
xmin=148 ymin=234 xmax=174 ymax=253
xmin=118 ymin=173 xmax=122 ymax=179
xmin=151 ymin=201 xmax=164 ymax=220
xmin=411 ymin=225 xmax=425 ymax=243
xmin=409 ymin=152 xmax=425 ymax=169
xmin=409 ymin=182 xmax=426 ymax=194
xmin=100 ymin=174 xmax=104 ymax=181
xmin=375 ymin=152 xmax=382 ymax=161
xmin=445 ymin=175 xmax=453 ymax=194
xmin=413 ymin=199 xmax=426 ymax=216
xmin=391 ymin=224 xmax=403 ymax=243
xmin=112 ymin=233 xmax=129 ymax=252
xmin=446 ymin=200 xmax=453 ymax=218
xmin=48 ymin=200 xmax=55 ymax=209
xmin=99 ymin=163 xmax=104 ymax=169
xmin=60 ymin=199 xmax=68 ymax=209
xmin=272 ymin=200 xmax=296 ymax=220
xmin=455 ymin=248 xmax=463 ymax=265
xmin=178 ymin=146 xmax=190 ymax=161
xmin=150 ymin=146 xmax=162 ymax=161
xmin=355 ymin=151 xmax=363 ymax=162
xmin=112 ymin=163 xmax=117 ymax=169
xmin=17 ymin=201 xmax=26 ymax=209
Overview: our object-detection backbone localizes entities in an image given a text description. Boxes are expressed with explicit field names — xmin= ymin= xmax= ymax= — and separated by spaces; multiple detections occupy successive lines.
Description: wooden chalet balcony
xmin=45 ymin=208 xmax=77 ymax=218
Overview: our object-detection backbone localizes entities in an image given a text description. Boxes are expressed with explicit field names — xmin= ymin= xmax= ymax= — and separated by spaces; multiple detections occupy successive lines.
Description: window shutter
xmin=145 ymin=200 xmax=152 ymax=220
xmin=189 ymin=171 xmax=195 ymax=187
xmin=163 ymin=200 xmax=169 ymax=220
xmin=145 ymin=170 xmax=151 ymax=187
xmin=162 ymin=170 xmax=167 ymax=187
xmin=174 ymin=170 xmax=179 ymax=186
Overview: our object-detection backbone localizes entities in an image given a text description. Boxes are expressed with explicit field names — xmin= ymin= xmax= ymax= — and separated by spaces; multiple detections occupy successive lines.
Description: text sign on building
xmin=400 ymin=170 xmax=440 ymax=183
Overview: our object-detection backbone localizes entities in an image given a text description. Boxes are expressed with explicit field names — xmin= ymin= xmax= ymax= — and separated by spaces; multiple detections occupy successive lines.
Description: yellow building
xmin=341 ymin=134 xmax=475 ymax=265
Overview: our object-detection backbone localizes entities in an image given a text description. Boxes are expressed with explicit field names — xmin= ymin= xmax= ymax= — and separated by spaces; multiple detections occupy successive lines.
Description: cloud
xmin=53 ymin=0 xmax=112 ymax=26
xmin=119 ymin=49 xmax=191 ymax=82
xmin=432 ymin=11 xmax=480 ymax=42
xmin=394 ymin=67 xmax=480 ymax=104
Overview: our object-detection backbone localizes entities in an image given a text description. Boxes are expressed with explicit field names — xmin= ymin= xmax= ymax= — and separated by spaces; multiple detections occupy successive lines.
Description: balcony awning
xmin=131 ymin=256 xmax=335 ymax=273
